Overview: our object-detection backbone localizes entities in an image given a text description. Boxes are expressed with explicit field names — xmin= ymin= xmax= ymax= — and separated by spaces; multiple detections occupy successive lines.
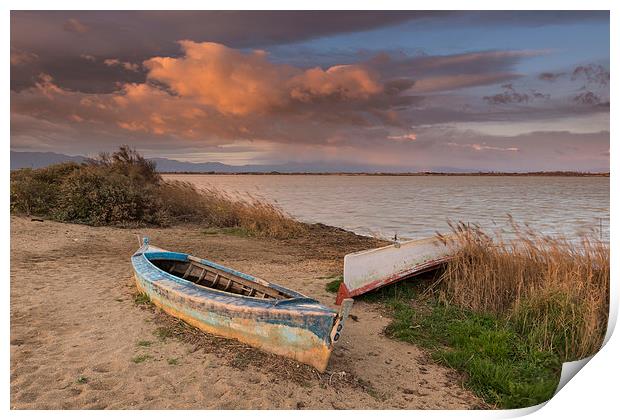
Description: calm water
xmin=164 ymin=175 xmax=610 ymax=242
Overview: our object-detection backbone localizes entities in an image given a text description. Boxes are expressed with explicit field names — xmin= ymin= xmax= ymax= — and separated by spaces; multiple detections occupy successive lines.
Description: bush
xmin=10 ymin=146 xmax=306 ymax=237
xmin=10 ymin=162 xmax=81 ymax=215
xmin=53 ymin=166 xmax=162 ymax=226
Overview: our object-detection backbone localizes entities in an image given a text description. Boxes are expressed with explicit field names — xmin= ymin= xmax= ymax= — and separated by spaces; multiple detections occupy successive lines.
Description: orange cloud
xmin=11 ymin=48 xmax=38 ymax=66
xmin=63 ymin=18 xmax=89 ymax=34
xmin=104 ymin=58 xmax=141 ymax=72
xmin=144 ymin=41 xmax=382 ymax=115
xmin=387 ymin=133 xmax=417 ymax=141
xmin=80 ymin=54 xmax=96 ymax=62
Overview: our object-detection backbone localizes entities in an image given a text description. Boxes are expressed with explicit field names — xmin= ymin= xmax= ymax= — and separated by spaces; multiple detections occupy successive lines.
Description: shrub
xmin=10 ymin=162 xmax=81 ymax=215
xmin=53 ymin=165 xmax=162 ymax=226
xmin=10 ymin=146 xmax=306 ymax=237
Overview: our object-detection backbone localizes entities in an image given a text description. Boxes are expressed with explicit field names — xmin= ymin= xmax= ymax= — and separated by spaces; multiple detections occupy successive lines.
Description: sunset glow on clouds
xmin=10 ymin=11 xmax=609 ymax=171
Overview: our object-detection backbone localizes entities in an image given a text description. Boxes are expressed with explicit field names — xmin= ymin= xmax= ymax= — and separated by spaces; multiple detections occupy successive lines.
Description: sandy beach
xmin=10 ymin=216 xmax=481 ymax=409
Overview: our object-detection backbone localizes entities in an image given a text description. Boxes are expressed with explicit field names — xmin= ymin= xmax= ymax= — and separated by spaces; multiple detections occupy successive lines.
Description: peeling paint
xmin=131 ymin=243 xmax=346 ymax=371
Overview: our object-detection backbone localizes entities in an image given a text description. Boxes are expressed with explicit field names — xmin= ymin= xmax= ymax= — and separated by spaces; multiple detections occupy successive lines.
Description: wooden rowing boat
xmin=131 ymin=238 xmax=353 ymax=372
xmin=336 ymin=236 xmax=455 ymax=304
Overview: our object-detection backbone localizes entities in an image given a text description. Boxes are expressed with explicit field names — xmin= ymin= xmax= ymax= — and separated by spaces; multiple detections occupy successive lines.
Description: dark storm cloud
xmin=369 ymin=49 xmax=539 ymax=80
xmin=538 ymin=72 xmax=565 ymax=82
xmin=11 ymin=10 xmax=427 ymax=92
xmin=11 ymin=10 xmax=608 ymax=93
xmin=483 ymin=84 xmax=550 ymax=105
xmin=573 ymin=91 xmax=610 ymax=108
xmin=571 ymin=64 xmax=610 ymax=87
xmin=10 ymin=55 xmax=147 ymax=93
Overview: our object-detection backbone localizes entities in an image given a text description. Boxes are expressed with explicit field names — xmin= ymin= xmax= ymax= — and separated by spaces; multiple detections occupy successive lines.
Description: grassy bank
xmin=366 ymin=282 xmax=561 ymax=408
xmin=328 ymin=223 xmax=609 ymax=409
xmin=437 ymin=221 xmax=609 ymax=361
xmin=10 ymin=146 xmax=306 ymax=238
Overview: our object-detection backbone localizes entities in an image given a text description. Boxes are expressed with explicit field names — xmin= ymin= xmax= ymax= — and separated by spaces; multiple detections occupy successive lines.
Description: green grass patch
xmin=153 ymin=326 xmax=173 ymax=341
xmin=167 ymin=358 xmax=179 ymax=366
xmin=325 ymin=276 xmax=343 ymax=293
xmin=134 ymin=292 xmax=151 ymax=305
xmin=367 ymin=282 xmax=561 ymax=409
xmin=76 ymin=375 xmax=88 ymax=384
xmin=137 ymin=340 xmax=153 ymax=347
xmin=131 ymin=354 xmax=153 ymax=364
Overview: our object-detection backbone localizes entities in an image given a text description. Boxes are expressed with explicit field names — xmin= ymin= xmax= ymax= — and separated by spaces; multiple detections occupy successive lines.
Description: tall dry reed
xmin=436 ymin=219 xmax=609 ymax=361
xmin=157 ymin=180 xmax=307 ymax=238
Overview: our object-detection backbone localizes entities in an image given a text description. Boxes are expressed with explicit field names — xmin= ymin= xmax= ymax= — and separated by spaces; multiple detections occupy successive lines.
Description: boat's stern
xmin=329 ymin=298 xmax=354 ymax=346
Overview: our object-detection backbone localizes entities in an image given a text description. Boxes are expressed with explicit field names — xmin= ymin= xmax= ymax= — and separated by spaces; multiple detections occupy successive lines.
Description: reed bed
xmin=10 ymin=146 xmax=307 ymax=238
xmin=157 ymin=180 xmax=307 ymax=238
xmin=436 ymin=220 xmax=609 ymax=361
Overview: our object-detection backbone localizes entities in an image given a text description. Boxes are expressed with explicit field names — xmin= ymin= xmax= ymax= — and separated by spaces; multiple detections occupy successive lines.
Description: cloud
xmin=366 ymin=49 xmax=547 ymax=95
xmin=413 ymin=73 xmax=518 ymax=93
xmin=10 ymin=48 xmax=38 ymax=66
xmin=103 ymin=58 xmax=121 ymax=66
xmin=10 ymin=74 xmax=610 ymax=170
xmin=144 ymin=41 xmax=383 ymax=116
xmin=9 ymin=11 xmax=610 ymax=171
xmin=573 ymin=91 xmax=609 ymax=107
xmin=122 ymin=62 xmax=140 ymax=72
xmin=535 ymin=64 xmax=610 ymax=109
xmin=571 ymin=64 xmax=609 ymax=87
xmin=372 ymin=50 xmax=544 ymax=80
xmin=63 ymin=18 xmax=89 ymax=34
xmin=104 ymin=58 xmax=141 ymax=72
xmin=11 ymin=65 xmax=393 ymax=147
xmin=387 ymin=133 xmax=417 ymax=141
xmin=12 ymin=11 xmax=422 ymax=64
xmin=538 ymin=72 xmax=564 ymax=82
xmin=10 ymin=41 xmax=609 ymax=172
xmin=446 ymin=142 xmax=519 ymax=152
xmin=483 ymin=84 xmax=550 ymax=105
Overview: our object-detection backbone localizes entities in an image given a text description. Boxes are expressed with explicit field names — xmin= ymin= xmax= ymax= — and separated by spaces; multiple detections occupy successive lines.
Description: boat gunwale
xmin=132 ymin=246 xmax=336 ymax=314
xmin=344 ymin=235 xmax=454 ymax=258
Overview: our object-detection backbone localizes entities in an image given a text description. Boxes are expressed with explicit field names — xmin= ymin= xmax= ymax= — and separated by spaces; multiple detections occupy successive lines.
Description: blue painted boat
xmin=131 ymin=238 xmax=353 ymax=371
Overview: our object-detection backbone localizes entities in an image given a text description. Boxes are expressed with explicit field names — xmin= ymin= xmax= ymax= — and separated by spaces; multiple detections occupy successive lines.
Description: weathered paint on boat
xmin=131 ymin=239 xmax=352 ymax=371
xmin=336 ymin=236 xmax=454 ymax=304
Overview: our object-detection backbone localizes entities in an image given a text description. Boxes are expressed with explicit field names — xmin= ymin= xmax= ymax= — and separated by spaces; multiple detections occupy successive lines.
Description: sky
xmin=10 ymin=11 xmax=610 ymax=171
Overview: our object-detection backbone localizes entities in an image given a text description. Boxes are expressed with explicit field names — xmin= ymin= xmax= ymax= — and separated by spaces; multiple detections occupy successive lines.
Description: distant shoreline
xmin=160 ymin=171 xmax=610 ymax=177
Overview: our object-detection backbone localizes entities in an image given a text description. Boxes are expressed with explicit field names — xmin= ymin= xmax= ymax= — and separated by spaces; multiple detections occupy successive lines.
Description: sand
xmin=10 ymin=216 xmax=481 ymax=409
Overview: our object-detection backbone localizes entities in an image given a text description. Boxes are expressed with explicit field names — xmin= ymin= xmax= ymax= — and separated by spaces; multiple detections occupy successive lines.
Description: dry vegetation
xmin=355 ymin=220 xmax=609 ymax=408
xmin=10 ymin=146 xmax=306 ymax=238
xmin=436 ymin=220 xmax=609 ymax=361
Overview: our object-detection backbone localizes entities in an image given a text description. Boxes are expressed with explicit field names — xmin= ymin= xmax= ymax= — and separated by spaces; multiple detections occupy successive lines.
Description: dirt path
xmin=10 ymin=217 xmax=480 ymax=409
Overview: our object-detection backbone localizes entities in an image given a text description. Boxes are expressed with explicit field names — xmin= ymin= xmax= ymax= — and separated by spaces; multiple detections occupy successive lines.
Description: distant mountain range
xmin=11 ymin=151 xmax=88 ymax=169
xmin=10 ymin=151 xmax=609 ymax=174
xmin=10 ymin=151 xmax=471 ymax=173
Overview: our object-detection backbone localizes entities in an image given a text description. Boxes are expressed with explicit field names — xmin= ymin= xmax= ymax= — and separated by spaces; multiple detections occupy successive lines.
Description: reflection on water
xmin=164 ymin=174 xmax=610 ymax=242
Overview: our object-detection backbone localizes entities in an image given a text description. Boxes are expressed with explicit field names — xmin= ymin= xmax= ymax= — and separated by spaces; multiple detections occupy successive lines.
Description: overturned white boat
xmin=336 ymin=236 xmax=455 ymax=304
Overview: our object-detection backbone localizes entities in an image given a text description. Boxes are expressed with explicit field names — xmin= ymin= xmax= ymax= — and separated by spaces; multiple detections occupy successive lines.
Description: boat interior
xmin=150 ymin=256 xmax=293 ymax=300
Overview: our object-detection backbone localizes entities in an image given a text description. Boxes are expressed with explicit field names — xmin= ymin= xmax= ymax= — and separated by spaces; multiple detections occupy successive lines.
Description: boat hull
xmin=132 ymin=245 xmax=343 ymax=371
xmin=336 ymin=236 xmax=454 ymax=304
